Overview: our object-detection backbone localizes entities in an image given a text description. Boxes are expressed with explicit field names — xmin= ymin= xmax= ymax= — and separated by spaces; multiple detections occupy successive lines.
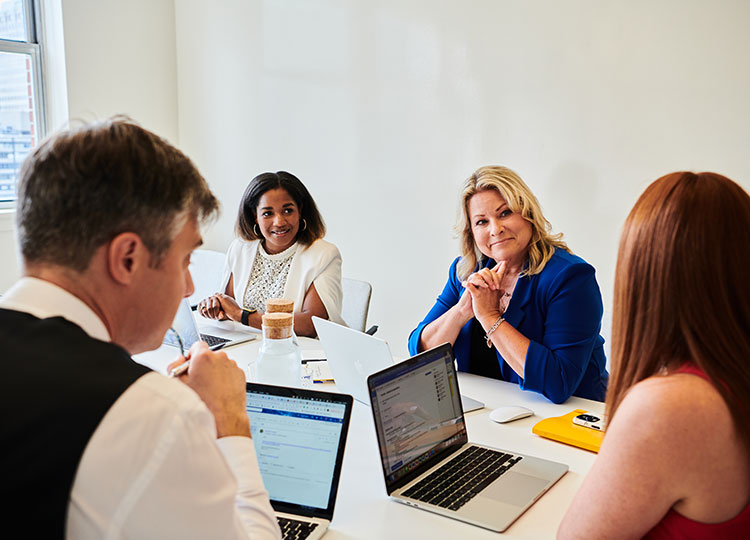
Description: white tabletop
xmin=135 ymin=329 xmax=603 ymax=539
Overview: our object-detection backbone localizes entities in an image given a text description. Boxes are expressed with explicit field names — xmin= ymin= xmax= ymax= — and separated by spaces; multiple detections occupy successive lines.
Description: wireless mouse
xmin=489 ymin=406 xmax=534 ymax=424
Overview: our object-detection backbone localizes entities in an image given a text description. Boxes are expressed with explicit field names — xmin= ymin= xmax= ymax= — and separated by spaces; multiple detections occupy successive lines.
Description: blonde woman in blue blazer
xmin=409 ymin=166 xmax=608 ymax=403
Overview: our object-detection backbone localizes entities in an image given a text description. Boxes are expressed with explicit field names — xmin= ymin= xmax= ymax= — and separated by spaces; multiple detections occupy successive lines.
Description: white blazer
xmin=220 ymin=237 xmax=345 ymax=326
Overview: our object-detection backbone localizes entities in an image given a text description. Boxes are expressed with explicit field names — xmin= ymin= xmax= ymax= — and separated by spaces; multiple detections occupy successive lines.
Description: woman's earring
xmin=253 ymin=223 xmax=261 ymax=237
xmin=301 ymin=218 xmax=307 ymax=231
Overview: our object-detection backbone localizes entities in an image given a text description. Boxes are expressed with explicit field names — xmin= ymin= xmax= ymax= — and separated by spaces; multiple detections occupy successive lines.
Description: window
xmin=0 ymin=0 xmax=45 ymax=208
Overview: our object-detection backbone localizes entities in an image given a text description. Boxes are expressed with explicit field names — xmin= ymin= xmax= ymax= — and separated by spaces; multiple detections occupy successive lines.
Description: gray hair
xmin=16 ymin=117 xmax=219 ymax=271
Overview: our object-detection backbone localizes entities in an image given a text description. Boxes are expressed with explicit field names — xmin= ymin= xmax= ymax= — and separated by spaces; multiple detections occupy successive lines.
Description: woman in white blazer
xmin=198 ymin=171 xmax=344 ymax=337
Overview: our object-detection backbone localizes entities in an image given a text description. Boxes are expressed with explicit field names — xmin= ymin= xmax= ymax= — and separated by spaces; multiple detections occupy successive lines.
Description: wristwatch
xmin=241 ymin=307 xmax=257 ymax=326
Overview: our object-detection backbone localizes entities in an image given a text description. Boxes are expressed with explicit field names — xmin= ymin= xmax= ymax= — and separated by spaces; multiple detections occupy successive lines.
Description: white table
xmin=135 ymin=329 xmax=603 ymax=539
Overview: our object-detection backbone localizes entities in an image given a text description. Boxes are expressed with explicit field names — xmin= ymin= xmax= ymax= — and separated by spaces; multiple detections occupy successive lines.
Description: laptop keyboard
xmin=401 ymin=445 xmax=522 ymax=511
xmin=199 ymin=333 xmax=230 ymax=347
xmin=277 ymin=517 xmax=319 ymax=540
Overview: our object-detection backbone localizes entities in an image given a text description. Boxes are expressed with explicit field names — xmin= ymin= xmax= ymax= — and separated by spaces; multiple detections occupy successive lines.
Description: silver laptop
xmin=245 ymin=382 xmax=353 ymax=540
xmin=367 ymin=343 xmax=568 ymax=533
xmin=163 ymin=298 xmax=257 ymax=351
xmin=312 ymin=317 xmax=484 ymax=412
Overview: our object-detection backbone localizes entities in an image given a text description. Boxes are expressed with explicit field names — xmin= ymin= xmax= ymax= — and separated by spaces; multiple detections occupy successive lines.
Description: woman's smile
xmin=469 ymin=189 xmax=532 ymax=268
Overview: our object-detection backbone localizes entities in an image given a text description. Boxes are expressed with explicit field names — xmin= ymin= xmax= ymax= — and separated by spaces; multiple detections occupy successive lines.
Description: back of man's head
xmin=16 ymin=117 xmax=219 ymax=271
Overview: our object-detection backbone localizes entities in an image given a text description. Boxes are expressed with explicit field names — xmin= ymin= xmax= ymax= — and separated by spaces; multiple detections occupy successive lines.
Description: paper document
xmin=303 ymin=360 xmax=334 ymax=383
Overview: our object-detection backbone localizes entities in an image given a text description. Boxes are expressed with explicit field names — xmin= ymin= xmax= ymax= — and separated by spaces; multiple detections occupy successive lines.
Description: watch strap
xmin=241 ymin=308 xmax=256 ymax=326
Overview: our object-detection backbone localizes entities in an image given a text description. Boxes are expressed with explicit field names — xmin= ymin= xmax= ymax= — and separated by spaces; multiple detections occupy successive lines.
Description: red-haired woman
xmin=559 ymin=172 xmax=750 ymax=538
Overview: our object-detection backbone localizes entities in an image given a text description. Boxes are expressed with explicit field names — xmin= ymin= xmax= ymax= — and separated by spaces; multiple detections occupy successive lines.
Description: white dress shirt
xmin=0 ymin=278 xmax=281 ymax=539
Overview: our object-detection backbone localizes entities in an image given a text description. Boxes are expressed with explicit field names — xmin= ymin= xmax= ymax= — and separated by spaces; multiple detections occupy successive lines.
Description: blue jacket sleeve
xmin=519 ymin=262 xmax=605 ymax=404
xmin=408 ymin=257 xmax=464 ymax=356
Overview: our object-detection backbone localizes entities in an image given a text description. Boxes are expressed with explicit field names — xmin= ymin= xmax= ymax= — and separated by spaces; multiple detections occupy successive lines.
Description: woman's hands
xmin=418 ymin=260 xmax=514 ymax=353
xmin=465 ymin=261 xmax=529 ymax=377
xmin=464 ymin=261 xmax=507 ymax=327
xmin=198 ymin=293 xmax=243 ymax=322
xmin=455 ymin=279 xmax=474 ymax=321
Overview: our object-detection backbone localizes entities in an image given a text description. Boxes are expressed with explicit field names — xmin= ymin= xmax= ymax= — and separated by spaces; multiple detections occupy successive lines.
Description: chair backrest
xmin=341 ymin=277 xmax=372 ymax=332
xmin=187 ymin=248 xmax=226 ymax=306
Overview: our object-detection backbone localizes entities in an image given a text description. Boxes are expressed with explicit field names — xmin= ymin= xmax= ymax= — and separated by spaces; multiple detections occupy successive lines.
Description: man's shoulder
xmin=0 ymin=306 xmax=41 ymax=325
xmin=116 ymin=372 xmax=213 ymax=425
xmin=0 ymin=309 xmax=132 ymax=361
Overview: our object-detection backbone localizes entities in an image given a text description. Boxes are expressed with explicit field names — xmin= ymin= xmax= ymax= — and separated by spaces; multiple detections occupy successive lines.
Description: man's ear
xmin=107 ymin=232 xmax=147 ymax=285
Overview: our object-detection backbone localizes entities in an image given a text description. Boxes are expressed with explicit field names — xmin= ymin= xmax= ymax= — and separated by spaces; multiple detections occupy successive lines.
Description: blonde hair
xmin=456 ymin=166 xmax=569 ymax=280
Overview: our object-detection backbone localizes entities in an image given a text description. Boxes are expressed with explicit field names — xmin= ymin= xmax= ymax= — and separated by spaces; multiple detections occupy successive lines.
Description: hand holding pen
xmin=166 ymin=327 xmax=229 ymax=378
xmin=164 ymin=333 xmax=251 ymax=438
xmin=167 ymin=327 xmax=191 ymax=378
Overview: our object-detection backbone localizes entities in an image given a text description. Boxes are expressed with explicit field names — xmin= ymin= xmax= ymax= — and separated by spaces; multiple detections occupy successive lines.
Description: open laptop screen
xmin=163 ymin=299 xmax=201 ymax=349
xmin=367 ymin=344 xmax=466 ymax=490
xmin=245 ymin=383 xmax=353 ymax=519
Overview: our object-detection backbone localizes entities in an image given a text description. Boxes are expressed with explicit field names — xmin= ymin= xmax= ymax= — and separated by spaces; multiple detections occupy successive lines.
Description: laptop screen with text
xmin=245 ymin=384 xmax=352 ymax=518
xmin=368 ymin=344 xmax=466 ymax=487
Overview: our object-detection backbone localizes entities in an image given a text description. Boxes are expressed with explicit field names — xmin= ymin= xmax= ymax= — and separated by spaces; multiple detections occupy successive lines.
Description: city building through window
xmin=0 ymin=0 xmax=45 ymax=208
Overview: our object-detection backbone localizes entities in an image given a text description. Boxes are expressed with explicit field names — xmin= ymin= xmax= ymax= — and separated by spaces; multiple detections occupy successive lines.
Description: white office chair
xmin=187 ymin=248 xmax=226 ymax=307
xmin=341 ymin=277 xmax=373 ymax=333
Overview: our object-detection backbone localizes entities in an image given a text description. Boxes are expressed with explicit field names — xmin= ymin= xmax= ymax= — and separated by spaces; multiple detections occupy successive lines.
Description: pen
xmin=167 ymin=327 xmax=189 ymax=378
xmin=169 ymin=361 xmax=190 ymax=378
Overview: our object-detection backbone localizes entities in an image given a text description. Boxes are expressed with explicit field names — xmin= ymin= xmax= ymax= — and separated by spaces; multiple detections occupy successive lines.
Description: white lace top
xmin=242 ymin=242 xmax=298 ymax=311
xmin=222 ymin=238 xmax=345 ymax=325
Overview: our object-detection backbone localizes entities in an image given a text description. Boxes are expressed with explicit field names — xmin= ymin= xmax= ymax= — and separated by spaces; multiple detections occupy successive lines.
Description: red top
xmin=645 ymin=363 xmax=750 ymax=540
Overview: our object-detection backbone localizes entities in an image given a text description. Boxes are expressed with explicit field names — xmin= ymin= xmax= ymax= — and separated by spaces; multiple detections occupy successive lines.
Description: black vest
xmin=0 ymin=308 xmax=150 ymax=538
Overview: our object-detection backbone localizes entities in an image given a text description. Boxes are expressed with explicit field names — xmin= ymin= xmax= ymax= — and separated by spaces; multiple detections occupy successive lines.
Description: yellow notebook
xmin=532 ymin=409 xmax=604 ymax=453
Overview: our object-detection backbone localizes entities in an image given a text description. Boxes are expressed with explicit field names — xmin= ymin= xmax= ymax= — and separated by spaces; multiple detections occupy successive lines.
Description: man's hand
xmin=167 ymin=342 xmax=250 ymax=438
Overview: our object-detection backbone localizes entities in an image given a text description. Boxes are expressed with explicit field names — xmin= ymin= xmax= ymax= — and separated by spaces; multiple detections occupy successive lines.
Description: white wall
xmin=4 ymin=1 xmax=750 ymax=361
xmin=62 ymin=0 xmax=179 ymax=141
xmin=0 ymin=0 xmax=178 ymax=293
xmin=174 ymin=0 xmax=750 ymax=357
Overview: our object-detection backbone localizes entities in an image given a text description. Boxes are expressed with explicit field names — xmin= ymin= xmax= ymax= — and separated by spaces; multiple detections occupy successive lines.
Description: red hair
xmin=607 ymin=172 xmax=750 ymax=453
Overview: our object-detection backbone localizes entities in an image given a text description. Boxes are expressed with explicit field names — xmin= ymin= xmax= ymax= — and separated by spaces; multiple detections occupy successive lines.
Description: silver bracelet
xmin=485 ymin=315 xmax=505 ymax=348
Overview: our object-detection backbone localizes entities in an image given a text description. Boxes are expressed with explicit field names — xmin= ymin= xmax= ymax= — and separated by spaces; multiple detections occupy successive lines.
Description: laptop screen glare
xmin=369 ymin=347 xmax=466 ymax=485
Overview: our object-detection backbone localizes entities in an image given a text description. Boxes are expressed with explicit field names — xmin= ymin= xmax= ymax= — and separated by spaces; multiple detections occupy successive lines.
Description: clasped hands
xmin=458 ymin=261 xmax=508 ymax=326
xmin=198 ymin=293 xmax=242 ymax=322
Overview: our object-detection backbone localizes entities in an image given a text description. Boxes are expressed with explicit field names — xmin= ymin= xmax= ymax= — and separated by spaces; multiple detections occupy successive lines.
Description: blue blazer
xmin=408 ymin=250 xmax=608 ymax=403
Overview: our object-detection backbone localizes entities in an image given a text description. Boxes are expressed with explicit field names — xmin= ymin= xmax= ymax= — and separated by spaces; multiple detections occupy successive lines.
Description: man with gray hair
xmin=0 ymin=118 xmax=281 ymax=539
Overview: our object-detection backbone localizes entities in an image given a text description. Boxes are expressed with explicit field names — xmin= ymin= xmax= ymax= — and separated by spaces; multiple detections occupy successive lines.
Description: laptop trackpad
xmin=481 ymin=472 xmax=549 ymax=506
